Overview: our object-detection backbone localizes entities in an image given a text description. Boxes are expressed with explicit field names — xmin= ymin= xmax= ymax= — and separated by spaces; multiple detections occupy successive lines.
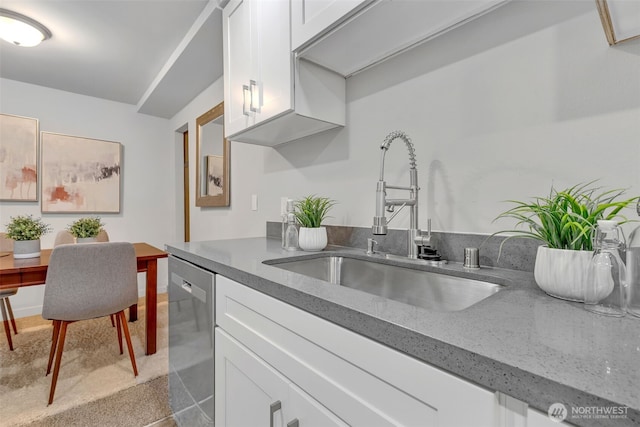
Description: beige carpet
xmin=0 ymin=297 xmax=169 ymax=426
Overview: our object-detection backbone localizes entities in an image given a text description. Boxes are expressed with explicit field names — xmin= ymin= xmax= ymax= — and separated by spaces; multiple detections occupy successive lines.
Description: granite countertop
xmin=166 ymin=237 xmax=640 ymax=427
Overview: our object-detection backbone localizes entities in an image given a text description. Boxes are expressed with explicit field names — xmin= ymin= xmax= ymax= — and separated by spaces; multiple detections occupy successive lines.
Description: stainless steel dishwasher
xmin=168 ymin=255 xmax=214 ymax=426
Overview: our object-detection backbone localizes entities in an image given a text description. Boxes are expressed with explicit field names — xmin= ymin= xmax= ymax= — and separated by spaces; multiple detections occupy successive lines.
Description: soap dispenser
xmin=282 ymin=199 xmax=296 ymax=248
xmin=283 ymin=200 xmax=298 ymax=251
xmin=584 ymin=220 xmax=627 ymax=317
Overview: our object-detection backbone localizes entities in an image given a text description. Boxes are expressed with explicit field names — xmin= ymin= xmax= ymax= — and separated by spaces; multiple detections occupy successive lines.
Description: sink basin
xmin=266 ymin=255 xmax=503 ymax=312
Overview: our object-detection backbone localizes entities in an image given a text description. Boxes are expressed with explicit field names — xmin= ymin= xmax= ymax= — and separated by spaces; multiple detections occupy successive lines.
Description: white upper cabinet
xmin=223 ymin=0 xmax=291 ymax=137
xmin=291 ymin=0 xmax=373 ymax=51
xmin=223 ymin=0 xmax=345 ymax=146
xmin=294 ymin=0 xmax=509 ymax=77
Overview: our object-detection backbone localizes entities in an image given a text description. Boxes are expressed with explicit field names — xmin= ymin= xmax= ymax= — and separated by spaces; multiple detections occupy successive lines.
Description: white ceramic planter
xmin=298 ymin=227 xmax=328 ymax=252
xmin=76 ymin=237 xmax=98 ymax=244
xmin=533 ymin=246 xmax=593 ymax=301
xmin=13 ymin=239 xmax=41 ymax=259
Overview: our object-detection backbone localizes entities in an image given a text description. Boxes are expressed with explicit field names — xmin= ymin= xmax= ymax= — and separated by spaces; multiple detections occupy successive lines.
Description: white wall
xmin=169 ymin=77 xmax=272 ymax=243
xmin=0 ymin=79 xmax=174 ymax=317
xmin=188 ymin=1 xmax=639 ymax=242
xmin=5 ymin=2 xmax=638 ymax=317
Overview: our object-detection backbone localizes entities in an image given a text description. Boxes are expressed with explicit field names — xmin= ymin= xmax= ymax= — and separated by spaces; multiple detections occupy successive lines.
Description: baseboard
xmin=12 ymin=289 xmax=169 ymax=320
xmin=13 ymin=305 xmax=45 ymax=319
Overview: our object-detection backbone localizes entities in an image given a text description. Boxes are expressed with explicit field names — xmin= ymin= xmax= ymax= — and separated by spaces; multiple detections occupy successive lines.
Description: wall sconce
xmin=596 ymin=0 xmax=640 ymax=45
xmin=0 ymin=8 xmax=51 ymax=47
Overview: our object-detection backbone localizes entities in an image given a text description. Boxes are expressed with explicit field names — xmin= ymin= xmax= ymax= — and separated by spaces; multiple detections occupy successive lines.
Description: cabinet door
xmin=252 ymin=0 xmax=292 ymax=125
xmin=528 ymin=407 xmax=574 ymax=427
xmin=291 ymin=0 xmax=372 ymax=51
xmin=288 ymin=383 xmax=348 ymax=427
xmin=215 ymin=328 xmax=290 ymax=427
xmin=223 ymin=0 xmax=255 ymax=137
xmin=215 ymin=328 xmax=347 ymax=427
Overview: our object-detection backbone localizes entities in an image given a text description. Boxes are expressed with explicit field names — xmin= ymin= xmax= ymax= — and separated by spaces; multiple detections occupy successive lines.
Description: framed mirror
xmin=596 ymin=0 xmax=640 ymax=45
xmin=196 ymin=102 xmax=230 ymax=207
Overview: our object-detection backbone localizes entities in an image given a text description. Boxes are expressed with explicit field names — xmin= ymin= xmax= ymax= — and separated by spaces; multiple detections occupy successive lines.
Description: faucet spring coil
xmin=381 ymin=130 xmax=417 ymax=169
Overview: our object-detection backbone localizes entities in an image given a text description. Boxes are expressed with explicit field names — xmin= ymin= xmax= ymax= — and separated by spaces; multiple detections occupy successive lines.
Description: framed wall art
xmin=206 ymin=155 xmax=224 ymax=197
xmin=0 ymin=113 xmax=39 ymax=202
xmin=40 ymin=132 xmax=122 ymax=213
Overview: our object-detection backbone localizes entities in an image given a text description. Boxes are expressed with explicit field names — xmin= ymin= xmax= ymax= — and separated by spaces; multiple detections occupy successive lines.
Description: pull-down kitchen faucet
xmin=372 ymin=131 xmax=439 ymax=260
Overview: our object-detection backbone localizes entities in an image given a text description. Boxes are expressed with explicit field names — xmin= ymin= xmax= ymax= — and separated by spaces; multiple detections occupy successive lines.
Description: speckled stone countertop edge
xmin=165 ymin=238 xmax=640 ymax=427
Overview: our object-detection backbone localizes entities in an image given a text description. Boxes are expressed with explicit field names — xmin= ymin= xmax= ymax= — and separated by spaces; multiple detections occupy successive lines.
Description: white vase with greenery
xmin=5 ymin=215 xmax=52 ymax=259
xmin=294 ymin=195 xmax=335 ymax=252
xmin=494 ymin=182 xmax=639 ymax=301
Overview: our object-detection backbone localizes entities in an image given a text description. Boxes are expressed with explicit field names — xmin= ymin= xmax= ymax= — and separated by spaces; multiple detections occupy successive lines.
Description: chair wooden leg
xmin=118 ymin=311 xmax=138 ymax=377
xmin=110 ymin=314 xmax=115 ymax=327
xmin=115 ymin=311 xmax=123 ymax=355
xmin=48 ymin=321 xmax=69 ymax=405
xmin=5 ymin=298 xmax=17 ymax=335
xmin=0 ymin=299 xmax=13 ymax=351
xmin=47 ymin=320 xmax=61 ymax=376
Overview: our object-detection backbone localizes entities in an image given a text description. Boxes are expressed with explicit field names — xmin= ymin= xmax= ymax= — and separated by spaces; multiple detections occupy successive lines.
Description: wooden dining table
xmin=0 ymin=242 xmax=168 ymax=355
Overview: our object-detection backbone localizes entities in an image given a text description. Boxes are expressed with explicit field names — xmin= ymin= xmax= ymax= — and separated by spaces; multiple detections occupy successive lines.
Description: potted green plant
xmin=68 ymin=216 xmax=104 ymax=242
xmin=493 ymin=182 xmax=639 ymax=301
xmin=294 ymin=195 xmax=336 ymax=251
xmin=5 ymin=215 xmax=52 ymax=259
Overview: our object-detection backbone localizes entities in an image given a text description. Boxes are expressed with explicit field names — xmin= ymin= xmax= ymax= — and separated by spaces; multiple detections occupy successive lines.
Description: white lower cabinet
xmin=214 ymin=275 xmax=573 ymax=427
xmin=215 ymin=275 xmax=498 ymax=427
xmin=528 ymin=407 xmax=574 ymax=427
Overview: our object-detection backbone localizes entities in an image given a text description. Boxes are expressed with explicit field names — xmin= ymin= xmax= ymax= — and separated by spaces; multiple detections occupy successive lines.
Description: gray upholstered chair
xmin=53 ymin=230 xmax=75 ymax=247
xmin=0 ymin=292 xmax=18 ymax=351
xmin=92 ymin=229 xmax=119 ymax=326
xmin=42 ymin=242 xmax=139 ymax=404
xmin=96 ymin=229 xmax=109 ymax=242
xmin=53 ymin=229 xmax=120 ymax=327
xmin=91 ymin=230 xmax=117 ymax=327
xmin=0 ymin=233 xmax=18 ymax=351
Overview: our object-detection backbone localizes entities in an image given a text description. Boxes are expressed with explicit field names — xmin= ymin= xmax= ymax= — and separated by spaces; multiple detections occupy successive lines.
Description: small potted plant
xmin=68 ymin=216 xmax=104 ymax=243
xmin=294 ymin=195 xmax=336 ymax=251
xmin=493 ymin=182 xmax=638 ymax=301
xmin=5 ymin=215 xmax=52 ymax=259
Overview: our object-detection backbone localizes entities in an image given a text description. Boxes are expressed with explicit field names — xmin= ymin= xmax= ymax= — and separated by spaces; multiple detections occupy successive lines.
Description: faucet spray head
xmin=372 ymin=216 xmax=388 ymax=235
xmin=373 ymin=180 xmax=388 ymax=234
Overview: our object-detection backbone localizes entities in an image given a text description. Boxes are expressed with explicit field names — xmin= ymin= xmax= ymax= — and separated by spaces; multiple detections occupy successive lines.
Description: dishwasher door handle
xmin=170 ymin=272 xmax=208 ymax=303
xmin=181 ymin=281 xmax=193 ymax=293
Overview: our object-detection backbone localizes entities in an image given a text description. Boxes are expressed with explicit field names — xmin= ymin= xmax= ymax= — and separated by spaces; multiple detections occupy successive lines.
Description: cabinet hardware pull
xmin=270 ymin=401 xmax=282 ymax=427
xmin=287 ymin=419 xmax=299 ymax=427
xmin=242 ymin=84 xmax=251 ymax=116
xmin=249 ymin=79 xmax=258 ymax=112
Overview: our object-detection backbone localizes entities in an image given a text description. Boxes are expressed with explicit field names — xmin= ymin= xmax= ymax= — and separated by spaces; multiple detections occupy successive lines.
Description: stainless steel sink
xmin=266 ymin=255 xmax=503 ymax=312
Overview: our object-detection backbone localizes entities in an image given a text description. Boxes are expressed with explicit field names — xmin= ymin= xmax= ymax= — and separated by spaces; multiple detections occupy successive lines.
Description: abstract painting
xmin=206 ymin=155 xmax=223 ymax=196
xmin=41 ymin=132 xmax=121 ymax=213
xmin=0 ymin=113 xmax=38 ymax=201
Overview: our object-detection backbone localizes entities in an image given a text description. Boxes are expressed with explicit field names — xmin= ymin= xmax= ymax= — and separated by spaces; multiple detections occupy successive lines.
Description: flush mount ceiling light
xmin=596 ymin=0 xmax=640 ymax=45
xmin=0 ymin=8 xmax=51 ymax=47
